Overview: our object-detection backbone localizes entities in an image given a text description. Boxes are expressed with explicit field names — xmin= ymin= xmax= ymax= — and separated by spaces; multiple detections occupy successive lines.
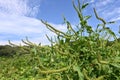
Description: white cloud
xmin=99 ymin=0 xmax=112 ymax=6
xmin=103 ymin=8 xmax=120 ymax=17
xmin=94 ymin=0 xmax=113 ymax=8
xmin=0 ymin=13 xmax=67 ymax=45
xmin=110 ymin=16 xmax=120 ymax=22
xmin=89 ymin=0 xmax=94 ymax=3
xmin=0 ymin=0 xmax=50 ymax=45
xmin=0 ymin=14 xmax=43 ymax=34
xmin=90 ymin=0 xmax=120 ymax=23
xmin=0 ymin=0 xmax=41 ymax=17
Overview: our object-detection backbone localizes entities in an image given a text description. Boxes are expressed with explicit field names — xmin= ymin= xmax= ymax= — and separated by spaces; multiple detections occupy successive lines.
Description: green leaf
xmin=73 ymin=65 xmax=84 ymax=80
xmin=94 ymin=75 xmax=105 ymax=80
xmin=84 ymin=15 xmax=91 ymax=21
xmin=82 ymin=3 xmax=89 ymax=9
xmin=110 ymin=63 xmax=120 ymax=69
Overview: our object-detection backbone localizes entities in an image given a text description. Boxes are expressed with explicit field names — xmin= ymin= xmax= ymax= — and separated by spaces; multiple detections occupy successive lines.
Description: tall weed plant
xmin=41 ymin=0 xmax=120 ymax=80
xmin=0 ymin=0 xmax=120 ymax=80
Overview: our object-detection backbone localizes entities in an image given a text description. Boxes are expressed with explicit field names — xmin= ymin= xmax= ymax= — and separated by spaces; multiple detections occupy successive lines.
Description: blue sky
xmin=0 ymin=0 xmax=120 ymax=45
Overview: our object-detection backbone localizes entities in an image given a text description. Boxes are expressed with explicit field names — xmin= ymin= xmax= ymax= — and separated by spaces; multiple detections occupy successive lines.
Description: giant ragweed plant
xmin=40 ymin=0 xmax=120 ymax=80
xmin=0 ymin=0 xmax=120 ymax=80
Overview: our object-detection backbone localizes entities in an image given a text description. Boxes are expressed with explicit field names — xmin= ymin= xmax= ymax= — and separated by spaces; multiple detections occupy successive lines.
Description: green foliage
xmin=0 ymin=0 xmax=120 ymax=79
xmin=0 ymin=45 xmax=17 ymax=57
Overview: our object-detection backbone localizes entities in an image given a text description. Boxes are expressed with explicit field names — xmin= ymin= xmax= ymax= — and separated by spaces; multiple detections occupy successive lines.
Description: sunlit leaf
xmin=73 ymin=65 xmax=84 ymax=80
xmin=82 ymin=3 xmax=89 ymax=9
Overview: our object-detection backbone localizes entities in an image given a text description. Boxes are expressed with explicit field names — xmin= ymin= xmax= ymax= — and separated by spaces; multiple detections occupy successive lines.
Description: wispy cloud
xmin=98 ymin=0 xmax=112 ymax=6
xmin=89 ymin=0 xmax=94 ymax=3
xmin=0 ymin=0 xmax=41 ymax=17
xmin=0 ymin=0 xmax=69 ymax=45
xmin=0 ymin=0 xmax=51 ymax=45
xmin=92 ymin=0 xmax=113 ymax=8
xmin=90 ymin=0 xmax=120 ymax=22
xmin=0 ymin=15 xmax=41 ymax=34
xmin=0 ymin=13 xmax=67 ymax=45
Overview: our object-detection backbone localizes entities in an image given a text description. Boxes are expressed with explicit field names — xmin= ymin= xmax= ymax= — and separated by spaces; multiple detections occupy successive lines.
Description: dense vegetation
xmin=0 ymin=0 xmax=120 ymax=80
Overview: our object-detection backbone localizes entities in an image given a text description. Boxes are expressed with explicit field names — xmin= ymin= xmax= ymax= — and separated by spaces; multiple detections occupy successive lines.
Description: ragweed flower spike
xmin=41 ymin=19 xmax=71 ymax=39
xmin=21 ymin=37 xmax=36 ymax=46
xmin=94 ymin=8 xmax=115 ymax=25
xmin=93 ymin=8 xmax=106 ymax=25
xmin=119 ymin=25 xmax=120 ymax=34
xmin=8 ymin=40 xmax=18 ymax=47
xmin=63 ymin=16 xmax=76 ymax=35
